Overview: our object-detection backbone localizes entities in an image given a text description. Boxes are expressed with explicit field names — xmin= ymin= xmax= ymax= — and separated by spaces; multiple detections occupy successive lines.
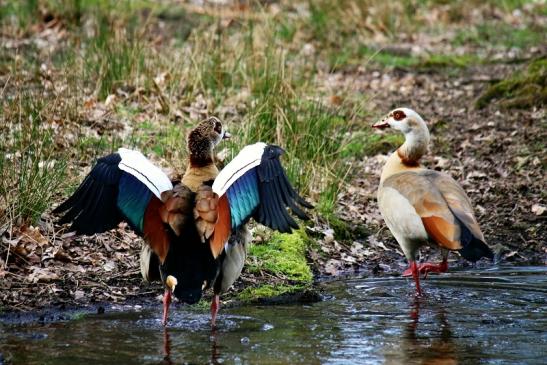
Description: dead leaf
xmin=20 ymin=226 xmax=48 ymax=247
xmin=28 ymin=267 xmax=59 ymax=283
xmin=368 ymin=236 xmax=392 ymax=251
xmin=531 ymin=204 xmax=546 ymax=216
xmin=105 ymin=94 xmax=116 ymax=107
xmin=324 ymin=259 xmax=340 ymax=276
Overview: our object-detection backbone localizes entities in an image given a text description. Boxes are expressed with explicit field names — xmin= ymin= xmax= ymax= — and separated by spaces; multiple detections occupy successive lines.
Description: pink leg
xmin=410 ymin=261 xmax=422 ymax=296
xmin=162 ymin=289 xmax=172 ymax=326
xmin=419 ymin=258 xmax=448 ymax=279
xmin=211 ymin=294 xmax=220 ymax=329
xmin=403 ymin=258 xmax=448 ymax=278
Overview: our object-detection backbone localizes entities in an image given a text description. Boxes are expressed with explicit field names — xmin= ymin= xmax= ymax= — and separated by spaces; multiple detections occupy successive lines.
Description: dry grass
xmin=1 ymin=0 xmax=544 ymax=228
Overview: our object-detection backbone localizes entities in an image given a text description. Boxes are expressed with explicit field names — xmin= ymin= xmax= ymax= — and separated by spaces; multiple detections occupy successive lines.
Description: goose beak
xmin=372 ymin=119 xmax=390 ymax=129
xmin=223 ymin=131 xmax=231 ymax=140
xmin=166 ymin=275 xmax=178 ymax=293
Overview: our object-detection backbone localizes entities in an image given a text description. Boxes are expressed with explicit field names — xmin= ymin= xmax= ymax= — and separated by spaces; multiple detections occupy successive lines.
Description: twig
xmin=125 ymin=291 xmax=157 ymax=297
xmin=0 ymin=74 xmax=10 ymax=99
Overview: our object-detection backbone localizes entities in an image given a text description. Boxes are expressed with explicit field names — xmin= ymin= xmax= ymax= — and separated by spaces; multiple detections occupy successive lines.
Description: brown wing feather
xmin=143 ymin=197 xmax=171 ymax=262
xmin=142 ymin=184 xmax=194 ymax=263
xmin=383 ymin=171 xmax=475 ymax=250
xmin=159 ymin=184 xmax=194 ymax=236
xmin=210 ymin=195 xmax=231 ymax=259
xmin=425 ymin=171 xmax=485 ymax=242
xmin=421 ymin=216 xmax=461 ymax=250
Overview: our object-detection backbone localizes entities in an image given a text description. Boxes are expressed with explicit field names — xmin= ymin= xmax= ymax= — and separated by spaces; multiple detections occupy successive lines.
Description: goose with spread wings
xmin=54 ymin=117 xmax=312 ymax=327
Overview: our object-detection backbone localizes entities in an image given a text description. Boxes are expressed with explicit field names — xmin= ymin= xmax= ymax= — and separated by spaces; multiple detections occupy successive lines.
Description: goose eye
xmin=214 ymin=121 xmax=222 ymax=134
xmin=393 ymin=110 xmax=406 ymax=121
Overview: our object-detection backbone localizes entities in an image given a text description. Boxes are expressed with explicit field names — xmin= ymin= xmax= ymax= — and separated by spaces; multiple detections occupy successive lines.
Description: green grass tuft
xmin=454 ymin=23 xmax=545 ymax=49
xmin=0 ymin=97 xmax=67 ymax=227
xmin=342 ymin=132 xmax=404 ymax=158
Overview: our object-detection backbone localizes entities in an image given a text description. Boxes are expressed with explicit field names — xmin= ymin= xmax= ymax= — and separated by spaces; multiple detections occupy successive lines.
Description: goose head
xmin=373 ymin=107 xmax=430 ymax=164
xmin=187 ymin=116 xmax=231 ymax=167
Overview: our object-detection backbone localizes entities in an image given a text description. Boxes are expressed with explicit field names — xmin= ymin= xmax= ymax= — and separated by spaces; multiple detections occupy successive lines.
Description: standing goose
xmin=54 ymin=116 xmax=312 ymax=326
xmin=373 ymin=108 xmax=493 ymax=294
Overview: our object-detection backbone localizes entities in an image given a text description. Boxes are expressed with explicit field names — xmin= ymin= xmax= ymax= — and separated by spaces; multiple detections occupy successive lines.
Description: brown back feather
xmin=159 ymin=184 xmax=194 ymax=236
xmin=194 ymin=185 xmax=219 ymax=243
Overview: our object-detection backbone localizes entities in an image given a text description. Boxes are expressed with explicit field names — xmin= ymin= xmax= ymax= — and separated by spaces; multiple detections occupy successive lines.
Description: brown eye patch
xmin=214 ymin=121 xmax=222 ymax=134
xmin=393 ymin=110 xmax=406 ymax=121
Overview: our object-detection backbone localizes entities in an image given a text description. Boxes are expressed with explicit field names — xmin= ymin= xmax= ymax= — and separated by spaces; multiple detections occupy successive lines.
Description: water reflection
xmin=209 ymin=332 xmax=221 ymax=365
xmin=161 ymin=329 xmax=172 ymax=365
xmin=161 ymin=326 xmax=223 ymax=365
xmin=382 ymin=293 xmax=494 ymax=364
xmin=395 ymin=298 xmax=458 ymax=365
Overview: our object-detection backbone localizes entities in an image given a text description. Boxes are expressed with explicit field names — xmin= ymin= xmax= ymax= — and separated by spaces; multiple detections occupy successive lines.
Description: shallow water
xmin=1 ymin=266 xmax=546 ymax=364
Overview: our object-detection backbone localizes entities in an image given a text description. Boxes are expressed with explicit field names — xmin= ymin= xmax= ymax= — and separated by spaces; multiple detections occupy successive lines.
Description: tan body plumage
xmin=374 ymin=108 xmax=493 ymax=294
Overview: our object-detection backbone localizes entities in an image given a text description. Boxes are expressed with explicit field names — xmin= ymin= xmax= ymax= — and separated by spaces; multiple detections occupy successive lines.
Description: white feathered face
xmin=206 ymin=116 xmax=231 ymax=146
xmin=372 ymin=108 xmax=424 ymax=134
xmin=188 ymin=116 xmax=231 ymax=157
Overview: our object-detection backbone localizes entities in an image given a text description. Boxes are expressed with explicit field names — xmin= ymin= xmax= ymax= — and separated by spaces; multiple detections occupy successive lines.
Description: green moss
xmin=454 ymin=23 xmax=545 ymax=49
xmin=247 ymin=230 xmax=313 ymax=283
xmin=327 ymin=215 xmax=352 ymax=241
xmin=237 ymin=284 xmax=306 ymax=302
xmin=237 ymin=229 xmax=314 ymax=302
xmin=476 ymin=58 xmax=547 ymax=109
xmin=419 ymin=54 xmax=482 ymax=69
xmin=70 ymin=311 xmax=87 ymax=321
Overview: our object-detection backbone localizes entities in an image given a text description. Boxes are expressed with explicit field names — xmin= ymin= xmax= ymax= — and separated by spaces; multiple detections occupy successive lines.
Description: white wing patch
xmin=212 ymin=142 xmax=267 ymax=196
xmin=118 ymin=148 xmax=173 ymax=199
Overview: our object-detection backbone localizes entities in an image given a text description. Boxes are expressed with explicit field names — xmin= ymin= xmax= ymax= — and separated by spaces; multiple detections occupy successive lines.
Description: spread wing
xmin=382 ymin=170 xmax=492 ymax=261
xmin=194 ymin=143 xmax=313 ymax=258
xmin=54 ymin=148 xmax=193 ymax=262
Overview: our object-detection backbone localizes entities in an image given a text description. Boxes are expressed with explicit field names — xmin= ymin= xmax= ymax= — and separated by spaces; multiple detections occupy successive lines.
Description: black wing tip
xmin=53 ymin=153 xmax=123 ymax=235
xmin=254 ymin=144 xmax=315 ymax=232
xmin=297 ymin=196 xmax=314 ymax=210
xmin=264 ymin=144 xmax=285 ymax=159
xmin=458 ymin=239 xmax=494 ymax=262
xmin=52 ymin=204 xmax=66 ymax=215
